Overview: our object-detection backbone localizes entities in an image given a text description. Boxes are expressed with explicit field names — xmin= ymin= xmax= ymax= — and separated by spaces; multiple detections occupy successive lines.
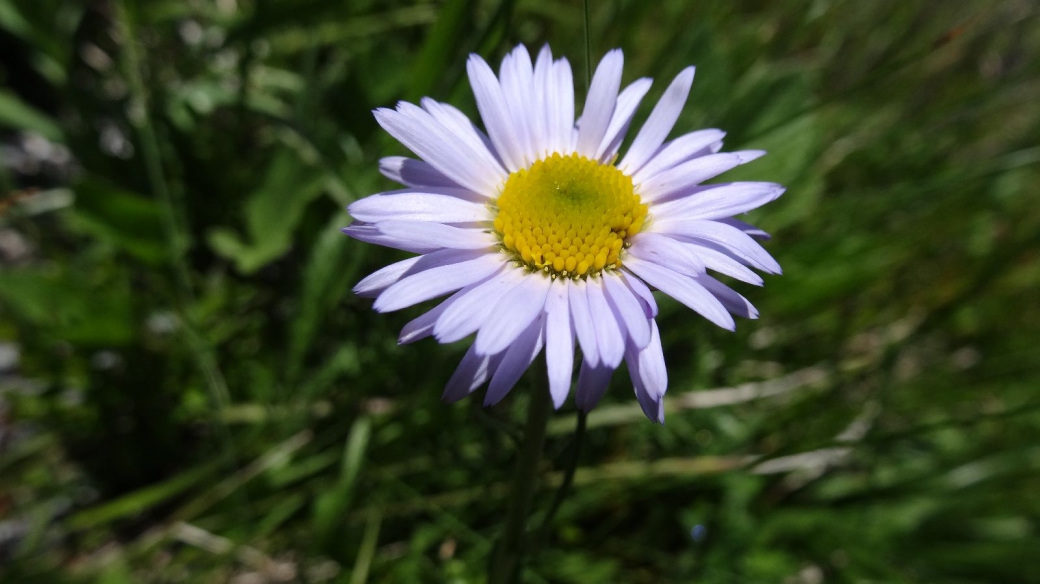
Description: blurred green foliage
xmin=1 ymin=0 xmax=1039 ymax=582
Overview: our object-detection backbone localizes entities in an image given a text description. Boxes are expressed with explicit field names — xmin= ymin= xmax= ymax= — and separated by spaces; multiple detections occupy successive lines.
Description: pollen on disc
xmin=493 ymin=153 xmax=648 ymax=278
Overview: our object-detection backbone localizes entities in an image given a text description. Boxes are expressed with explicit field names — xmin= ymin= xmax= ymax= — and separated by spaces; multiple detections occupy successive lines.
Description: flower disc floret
xmin=493 ymin=153 xmax=648 ymax=277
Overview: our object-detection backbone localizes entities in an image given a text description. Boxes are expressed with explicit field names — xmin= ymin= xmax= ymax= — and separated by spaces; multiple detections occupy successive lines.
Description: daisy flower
xmin=345 ymin=45 xmax=783 ymax=423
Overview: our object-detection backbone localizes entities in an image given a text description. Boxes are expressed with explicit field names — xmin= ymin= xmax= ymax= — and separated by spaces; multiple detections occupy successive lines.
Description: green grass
xmin=1 ymin=0 xmax=1039 ymax=582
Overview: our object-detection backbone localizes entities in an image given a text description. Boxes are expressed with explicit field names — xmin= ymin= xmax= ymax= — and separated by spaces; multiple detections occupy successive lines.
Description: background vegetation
xmin=1 ymin=0 xmax=1039 ymax=582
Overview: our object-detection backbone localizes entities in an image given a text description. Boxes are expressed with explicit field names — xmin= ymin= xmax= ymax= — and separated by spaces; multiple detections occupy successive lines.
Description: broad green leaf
xmin=207 ymin=148 xmax=326 ymax=274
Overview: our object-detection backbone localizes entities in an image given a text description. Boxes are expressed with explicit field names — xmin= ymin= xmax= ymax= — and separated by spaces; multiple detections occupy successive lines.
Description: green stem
xmin=488 ymin=370 xmax=553 ymax=584
xmin=538 ymin=410 xmax=586 ymax=535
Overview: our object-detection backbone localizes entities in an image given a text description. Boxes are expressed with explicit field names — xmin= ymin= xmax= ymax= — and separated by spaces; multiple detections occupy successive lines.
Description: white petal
xmin=544 ymin=278 xmax=574 ymax=408
xmin=379 ymin=156 xmax=457 ymax=188
xmin=698 ymin=275 xmax=758 ymax=319
xmin=596 ymin=78 xmax=653 ymax=162
xmin=620 ymin=270 xmax=658 ymax=317
xmin=354 ymin=255 xmax=422 ymax=298
xmin=374 ymin=251 xmax=503 ymax=312
xmin=435 ymin=267 xmax=526 ymax=342
xmin=376 ymin=221 xmax=496 ymax=250
xmin=585 ymin=278 xmax=625 ymax=368
xmin=602 ymin=273 xmax=651 ymax=350
xmin=374 ymin=104 xmax=505 ymax=194
xmin=620 ymin=67 xmax=695 ymax=174
xmin=627 ymin=232 xmax=706 ymax=277
xmin=468 ymin=54 xmax=526 ymax=172
xmin=631 ymin=129 xmax=725 ymax=185
xmin=552 ymin=58 xmax=576 ymax=154
xmin=575 ymin=49 xmax=624 ymax=157
xmin=649 ymin=181 xmax=783 ymax=220
xmin=650 ymin=219 xmax=781 ymax=274
xmin=342 ymin=223 xmax=440 ymax=254
xmin=568 ymin=278 xmax=600 ymax=368
xmin=624 ymin=256 xmax=735 ymax=331
xmin=474 ymin=273 xmax=551 ymax=356
xmin=484 ymin=314 xmax=545 ymax=406
xmin=640 ymin=152 xmax=766 ymax=203
xmin=575 ymin=360 xmax=614 ymax=412
xmin=443 ymin=344 xmax=495 ymax=403
xmin=349 ymin=190 xmax=492 ymax=223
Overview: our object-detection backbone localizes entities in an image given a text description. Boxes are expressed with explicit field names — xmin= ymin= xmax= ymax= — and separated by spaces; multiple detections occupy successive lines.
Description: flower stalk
xmin=488 ymin=367 xmax=553 ymax=584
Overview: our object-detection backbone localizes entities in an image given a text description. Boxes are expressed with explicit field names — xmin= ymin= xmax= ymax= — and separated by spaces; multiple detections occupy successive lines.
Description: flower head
xmin=346 ymin=45 xmax=783 ymax=422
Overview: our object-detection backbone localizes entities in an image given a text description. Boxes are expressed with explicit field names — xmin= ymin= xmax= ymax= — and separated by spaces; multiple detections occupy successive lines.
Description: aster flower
xmin=345 ymin=45 xmax=783 ymax=423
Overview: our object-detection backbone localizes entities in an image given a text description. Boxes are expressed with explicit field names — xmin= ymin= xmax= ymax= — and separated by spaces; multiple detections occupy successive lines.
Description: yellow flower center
xmin=492 ymin=153 xmax=648 ymax=278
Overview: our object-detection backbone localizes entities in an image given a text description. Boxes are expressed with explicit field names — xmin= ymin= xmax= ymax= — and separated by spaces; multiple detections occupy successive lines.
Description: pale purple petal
xmin=376 ymin=221 xmax=496 ymax=251
xmin=585 ymin=278 xmax=625 ymax=368
xmin=698 ymin=275 xmax=759 ymax=319
xmin=650 ymin=219 xmax=781 ymax=274
xmin=575 ymin=49 xmax=623 ymax=158
xmin=627 ymin=232 xmax=706 ymax=277
xmin=602 ymin=273 xmax=651 ymax=350
xmin=379 ymin=156 xmax=458 ymax=189
xmin=625 ymin=320 xmax=666 ymax=423
xmin=544 ymin=278 xmax=574 ymax=408
xmin=342 ymin=223 xmax=439 ymax=254
xmin=484 ymin=314 xmax=545 ymax=406
xmin=631 ymin=129 xmax=726 ymax=185
xmin=474 ymin=273 xmax=551 ymax=355
xmin=373 ymin=104 xmax=504 ymax=194
xmin=649 ymin=182 xmax=783 ymax=220
xmin=620 ymin=67 xmax=695 ymax=174
xmin=717 ymin=217 xmax=771 ymax=241
xmin=355 ymin=248 xmax=486 ymax=298
xmin=636 ymin=320 xmax=667 ymax=400
xmin=634 ymin=384 xmax=663 ymax=424
xmin=531 ymin=45 xmax=552 ymax=157
xmin=354 ymin=255 xmax=422 ymax=298
xmin=374 ymin=251 xmax=503 ymax=312
xmin=575 ymin=360 xmax=614 ymax=412
xmin=640 ymin=152 xmax=764 ymax=203
xmin=398 ymin=281 xmax=487 ymax=344
xmin=443 ymin=344 xmax=497 ymax=403
xmin=552 ymin=58 xmax=575 ymax=153
xmin=468 ymin=54 xmax=526 ymax=172
xmin=596 ymin=78 xmax=653 ymax=163
xmin=624 ymin=256 xmax=735 ymax=331
xmin=420 ymin=98 xmax=503 ymax=169
xmin=499 ymin=45 xmax=536 ymax=166
xmin=435 ymin=267 xmax=526 ymax=343
xmin=620 ymin=270 xmax=658 ymax=317
xmin=681 ymin=240 xmax=765 ymax=286
xmin=349 ymin=191 xmax=492 ymax=223
xmin=568 ymin=278 xmax=600 ymax=368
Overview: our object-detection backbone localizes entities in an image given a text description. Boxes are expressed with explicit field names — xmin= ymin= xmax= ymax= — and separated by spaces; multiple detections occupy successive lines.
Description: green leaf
xmin=313 ymin=416 xmax=371 ymax=549
xmin=287 ymin=211 xmax=367 ymax=381
xmin=406 ymin=0 xmax=476 ymax=101
xmin=0 ymin=89 xmax=62 ymax=141
xmin=207 ymin=148 xmax=326 ymax=274
xmin=0 ymin=267 xmax=136 ymax=345
xmin=65 ymin=178 xmax=168 ymax=264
